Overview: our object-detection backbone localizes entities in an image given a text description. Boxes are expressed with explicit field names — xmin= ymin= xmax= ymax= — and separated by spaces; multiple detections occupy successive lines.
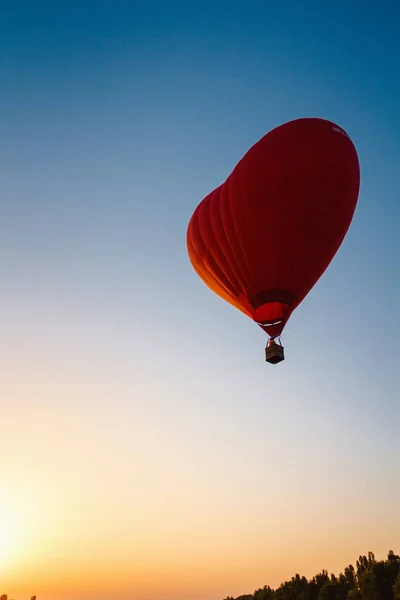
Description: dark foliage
xmin=224 ymin=551 xmax=400 ymax=600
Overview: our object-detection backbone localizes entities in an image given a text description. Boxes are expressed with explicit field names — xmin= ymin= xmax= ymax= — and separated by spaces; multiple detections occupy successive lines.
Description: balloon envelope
xmin=186 ymin=118 xmax=360 ymax=338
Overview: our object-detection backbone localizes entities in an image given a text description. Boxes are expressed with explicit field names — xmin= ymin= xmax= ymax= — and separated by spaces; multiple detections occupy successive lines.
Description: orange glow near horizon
xmin=1 ymin=441 xmax=398 ymax=600
xmin=1 ymin=353 xmax=399 ymax=600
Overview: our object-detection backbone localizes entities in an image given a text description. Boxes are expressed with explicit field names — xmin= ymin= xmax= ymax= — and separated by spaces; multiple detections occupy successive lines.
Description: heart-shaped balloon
xmin=187 ymin=117 xmax=360 ymax=343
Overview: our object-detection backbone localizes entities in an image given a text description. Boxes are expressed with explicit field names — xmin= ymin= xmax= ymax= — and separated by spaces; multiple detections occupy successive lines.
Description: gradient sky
xmin=1 ymin=2 xmax=399 ymax=599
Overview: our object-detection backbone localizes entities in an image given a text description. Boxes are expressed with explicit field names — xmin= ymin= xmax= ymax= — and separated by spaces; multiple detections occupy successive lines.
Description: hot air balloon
xmin=186 ymin=118 xmax=360 ymax=363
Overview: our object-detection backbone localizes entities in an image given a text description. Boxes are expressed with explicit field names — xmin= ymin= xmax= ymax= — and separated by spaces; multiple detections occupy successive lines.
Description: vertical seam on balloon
xmin=236 ymin=164 xmax=254 ymax=289
xmin=197 ymin=195 xmax=242 ymax=296
xmin=224 ymin=171 xmax=254 ymax=299
xmin=204 ymin=188 xmax=244 ymax=297
xmin=187 ymin=229 xmax=231 ymax=297
xmin=210 ymin=188 xmax=254 ymax=314
xmin=187 ymin=223 xmax=250 ymax=315
xmin=187 ymin=210 xmax=243 ymax=304
xmin=218 ymin=182 xmax=252 ymax=305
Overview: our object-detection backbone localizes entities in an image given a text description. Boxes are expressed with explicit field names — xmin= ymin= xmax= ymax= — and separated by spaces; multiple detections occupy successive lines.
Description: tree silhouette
xmin=394 ymin=569 xmax=400 ymax=600
xmin=223 ymin=551 xmax=400 ymax=600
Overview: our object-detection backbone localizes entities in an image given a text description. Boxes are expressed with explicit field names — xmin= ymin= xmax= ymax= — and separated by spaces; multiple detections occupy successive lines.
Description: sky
xmin=0 ymin=1 xmax=399 ymax=599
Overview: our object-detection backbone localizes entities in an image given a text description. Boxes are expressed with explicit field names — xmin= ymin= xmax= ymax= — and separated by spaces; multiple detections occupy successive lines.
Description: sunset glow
xmin=0 ymin=506 xmax=22 ymax=569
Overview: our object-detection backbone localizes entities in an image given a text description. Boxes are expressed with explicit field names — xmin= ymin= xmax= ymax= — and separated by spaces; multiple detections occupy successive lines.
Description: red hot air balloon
xmin=186 ymin=118 xmax=360 ymax=363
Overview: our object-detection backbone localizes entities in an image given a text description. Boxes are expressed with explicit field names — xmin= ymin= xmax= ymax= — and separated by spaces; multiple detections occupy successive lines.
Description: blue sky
xmin=0 ymin=2 xmax=399 ymax=599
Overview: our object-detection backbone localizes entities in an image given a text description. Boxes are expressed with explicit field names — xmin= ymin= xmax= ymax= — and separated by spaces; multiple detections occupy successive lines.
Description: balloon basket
xmin=265 ymin=339 xmax=285 ymax=364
